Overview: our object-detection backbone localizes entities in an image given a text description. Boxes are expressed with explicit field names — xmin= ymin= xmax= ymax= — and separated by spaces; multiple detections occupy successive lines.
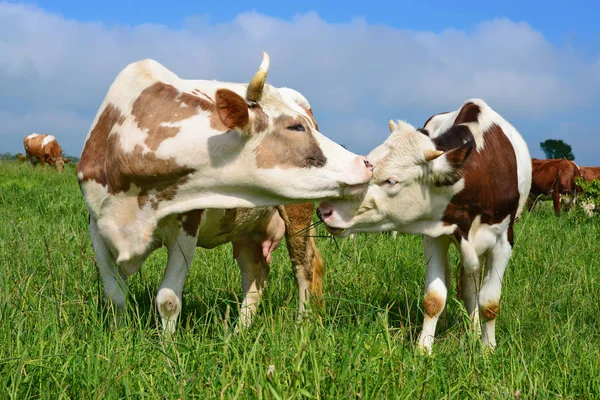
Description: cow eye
xmin=287 ymin=123 xmax=305 ymax=132
xmin=382 ymin=178 xmax=398 ymax=186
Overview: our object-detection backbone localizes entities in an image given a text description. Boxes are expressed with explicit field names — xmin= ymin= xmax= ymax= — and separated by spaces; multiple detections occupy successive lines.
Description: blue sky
xmin=2 ymin=1 xmax=600 ymax=164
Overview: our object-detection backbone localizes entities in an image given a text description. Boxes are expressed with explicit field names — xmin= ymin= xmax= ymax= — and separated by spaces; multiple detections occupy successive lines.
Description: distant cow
xmin=23 ymin=133 xmax=69 ymax=172
xmin=318 ymin=99 xmax=532 ymax=351
xmin=580 ymin=166 xmax=600 ymax=181
xmin=77 ymin=52 xmax=372 ymax=334
xmin=529 ymin=158 xmax=582 ymax=215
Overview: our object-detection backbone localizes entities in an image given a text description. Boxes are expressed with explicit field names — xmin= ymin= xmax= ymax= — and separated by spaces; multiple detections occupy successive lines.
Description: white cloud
xmin=1 ymin=2 xmax=600 ymax=164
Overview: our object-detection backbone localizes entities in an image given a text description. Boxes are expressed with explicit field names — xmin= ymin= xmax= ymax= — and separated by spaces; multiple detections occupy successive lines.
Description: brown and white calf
xmin=528 ymin=158 xmax=582 ymax=215
xmin=178 ymin=203 xmax=323 ymax=332
xmin=23 ymin=133 xmax=69 ymax=172
xmin=77 ymin=53 xmax=370 ymax=333
xmin=318 ymin=99 xmax=531 ymax=351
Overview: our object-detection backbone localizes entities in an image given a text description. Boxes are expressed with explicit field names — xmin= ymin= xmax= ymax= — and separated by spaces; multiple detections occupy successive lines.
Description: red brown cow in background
xmin=23 ymin=133 xmax=69 ymax=172
xmin=580 ymin=166 xmax=600 ymax=181
xmin=528 ymin=158 xmax=582 ymax=215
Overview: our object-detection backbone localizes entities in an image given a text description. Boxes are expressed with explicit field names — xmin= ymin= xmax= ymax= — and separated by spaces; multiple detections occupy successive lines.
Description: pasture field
xmin=0 ymin=161 xmax=599 ymax=399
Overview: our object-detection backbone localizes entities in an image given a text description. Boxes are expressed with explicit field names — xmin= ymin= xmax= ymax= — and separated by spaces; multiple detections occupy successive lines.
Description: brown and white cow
xmin=580 ymin=166 xmax=600 ymax=181
xmin=23 ymin=133 xmax=69 ymax=172
xmin=528 ymin=158 xmax=582 ymax=215
xmin=318 ymin=99 xmax=532 ymax=351
xmin=77 ymin=53 xmax=371 ymax=333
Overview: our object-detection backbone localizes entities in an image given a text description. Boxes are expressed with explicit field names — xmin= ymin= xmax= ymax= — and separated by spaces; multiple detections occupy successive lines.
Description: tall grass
xmin=1 ymin=161 xmax=598 ymax=398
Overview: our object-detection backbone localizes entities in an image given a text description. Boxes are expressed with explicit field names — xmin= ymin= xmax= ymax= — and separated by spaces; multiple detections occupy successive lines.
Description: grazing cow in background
xmin=529 ymin=158 xmax=582 ymax=215
xmin=580 ymin=166 xmax=600 ymax=181
xmin=23 ymin=133 xmax=69 ymax=172
xmin=318 ymin=99 xmax=531 ymax=351
xmin=77 ymin=52 xmax=372 ymax=334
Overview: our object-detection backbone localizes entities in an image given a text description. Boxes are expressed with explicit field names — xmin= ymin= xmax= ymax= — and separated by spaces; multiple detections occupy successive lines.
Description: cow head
xmin=210 ymin=52 xmax=373 ymax=202
xmin=317 ymin=120 xmax=472 ymax=236
xmin=54 ymin=157 xmax=66 ymax=173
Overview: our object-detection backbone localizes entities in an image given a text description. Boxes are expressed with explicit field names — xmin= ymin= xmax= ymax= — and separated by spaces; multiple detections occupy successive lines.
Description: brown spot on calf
xmin=424 ymin=292 xmax=445 ymax=317
xmin=480 ymin=302 xmax=499 ymax=321
xmin=442 ymin=124 xmax=519 ymax=244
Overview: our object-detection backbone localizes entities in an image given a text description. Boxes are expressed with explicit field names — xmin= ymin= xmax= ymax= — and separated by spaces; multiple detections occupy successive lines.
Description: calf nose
xmin=317 ymin=202 xmax=333 ymax=222
xmin=363 ymin=157 xmax=373 ymax=170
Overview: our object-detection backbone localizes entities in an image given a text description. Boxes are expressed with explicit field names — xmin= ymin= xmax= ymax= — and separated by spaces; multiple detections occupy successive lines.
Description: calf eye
xmin=287 ymin=123 xmax=305 ymax=132
xmin=383 ymin=178 xmax=398 ymax=185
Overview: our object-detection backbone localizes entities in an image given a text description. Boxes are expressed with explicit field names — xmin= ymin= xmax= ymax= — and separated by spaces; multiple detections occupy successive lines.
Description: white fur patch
xmin=41 ymin=135 xmax=56 ymax=148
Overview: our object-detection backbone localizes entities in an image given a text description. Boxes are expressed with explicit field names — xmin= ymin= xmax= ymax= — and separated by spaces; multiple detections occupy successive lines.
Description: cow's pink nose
xmin=317 ymin=203 xmax=333 ymax=222
xmin=363 ymin=157 xmax=373 ymax=170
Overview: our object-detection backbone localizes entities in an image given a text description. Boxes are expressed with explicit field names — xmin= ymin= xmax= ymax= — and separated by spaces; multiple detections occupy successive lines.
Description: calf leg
xmin=458 ymin=239 xmax=482 ymax=331
xmin=418 ymin=235 xmax=451 ymax=352
xmin=478 ymin=229 xmax=512 ymax=348
xmin=157 ymin=214 xmax=200 ymax=335
xmin=233 ymin=238 xmax=270 ymax=329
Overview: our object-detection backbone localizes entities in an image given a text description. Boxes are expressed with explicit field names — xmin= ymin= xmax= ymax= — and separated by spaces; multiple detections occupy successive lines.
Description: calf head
xmin=318 ymin=120 xmax=472 ymax=236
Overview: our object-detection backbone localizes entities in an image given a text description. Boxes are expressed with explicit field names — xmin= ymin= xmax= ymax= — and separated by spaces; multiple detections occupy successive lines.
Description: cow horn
xmin=246 ymin=51 xmax=270 ymax=102
xmin=388 ymin=120 xmax=397 ymax=133
xmin=424 ymin=149 xmax=444 ymax=161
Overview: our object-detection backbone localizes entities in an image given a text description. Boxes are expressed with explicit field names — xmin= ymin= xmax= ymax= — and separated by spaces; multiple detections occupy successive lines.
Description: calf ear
xmin=430 ymin=140 xmax=474 ymax=186
xmin=215 ymin=89 xmax=250 ymax=133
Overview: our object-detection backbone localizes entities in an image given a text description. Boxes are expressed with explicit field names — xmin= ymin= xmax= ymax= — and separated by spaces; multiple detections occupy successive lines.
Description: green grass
xmin=1 ymin=161 xmax=599 ymax=399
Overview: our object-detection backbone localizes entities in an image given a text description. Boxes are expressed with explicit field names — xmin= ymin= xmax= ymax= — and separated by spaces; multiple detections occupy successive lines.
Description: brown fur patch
xmin=480 ymin=302 xmax=499 ymax=320
xmin=442 ymin=124 xmax=519 ymax=241
xmin=215 ymin=89 xmax=249 ymax=130
xmin=424 ymin=292 xmax=445 ymax=317
xmin=454 ymin=102 xmax=480 ymax=124
xmin=77 ymin=104 xmax=126 ymax=185
xmin=78 ymin=103 xmax=196 ymax=208
xmin=178 ymin=210 xmax=204 ymax=237
xmin=255 ymin=116 xmax=326 ymax=169
xmin=132 ymin=82 xmax=215 ymax=151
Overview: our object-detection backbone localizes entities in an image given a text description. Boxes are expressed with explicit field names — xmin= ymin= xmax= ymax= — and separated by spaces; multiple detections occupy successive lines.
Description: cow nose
xmin=317 ymin=203 xmax=333 ymax=222
xmin=363 ymin=157 xmax=373 ymax=170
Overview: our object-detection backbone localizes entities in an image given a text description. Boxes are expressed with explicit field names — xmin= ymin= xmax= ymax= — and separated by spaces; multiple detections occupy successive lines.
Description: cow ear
xmin=215 ymin=89 xmax=250 ymax=133
xmin=429 ymin=140 xmax=474 ymax=186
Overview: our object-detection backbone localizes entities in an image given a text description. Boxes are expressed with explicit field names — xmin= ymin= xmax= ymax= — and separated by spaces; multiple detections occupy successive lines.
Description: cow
xmin=23 ymin=133 xmax=69 ymax=172
xmin=528 ymin=158 xmax=582 ymax=215
xmin=580 ymin=166 xmax=600 ymax=181
xmin=317 ymin=99 xmax=532 ymax=352
xmin=77 ymin=52 xmax=372 ymax=334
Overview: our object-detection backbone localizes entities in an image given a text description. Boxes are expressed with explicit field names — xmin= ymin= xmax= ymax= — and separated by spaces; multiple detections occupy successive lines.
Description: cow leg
xmin=552 ymin=191 xmax=561 ymax=216
xmin=459 ymin=239 xmax=482 ymax=332
xmin=233 ymin=238 xmax=270 ymax=329
xmin=157 ymin=216 xmax=198 ymax=335
xmin=418 ymin=235 xmax=451 ymax=352
xmin=478 ymin=230 xmax=512 ymax=348
xmin=89 ymin=217 xmax=128 ymax=326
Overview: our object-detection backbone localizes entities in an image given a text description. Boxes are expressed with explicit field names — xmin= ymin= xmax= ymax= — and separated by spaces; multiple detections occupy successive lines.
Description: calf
xmin=23 ymin=133 xmax=69 ymax=172
xmin=77 ymin=53 xmax=369 ymax=333
xmin=529 ymin=158 xmax=582 ymax=215
xmin=318 ymin=99 xmax=531 ymax=351
xmin=181 ymin=203 xmax=323 ymax=331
